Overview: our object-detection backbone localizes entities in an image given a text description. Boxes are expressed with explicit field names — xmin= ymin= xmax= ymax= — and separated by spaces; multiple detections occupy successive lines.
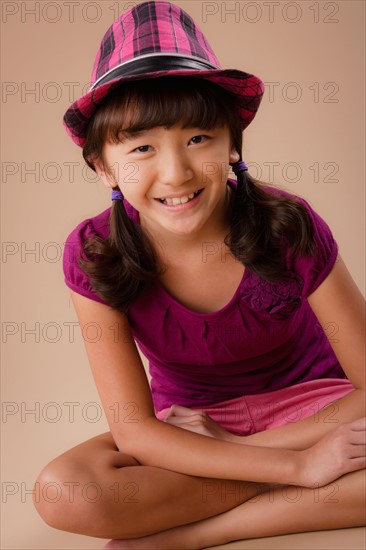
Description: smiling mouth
xmin=157 ymin=189 xmax=203 ymax=206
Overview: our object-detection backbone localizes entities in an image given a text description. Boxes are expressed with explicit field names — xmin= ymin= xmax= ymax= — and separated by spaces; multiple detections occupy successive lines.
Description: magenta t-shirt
xmin=63 ymin=181 xmax=346 ymax=413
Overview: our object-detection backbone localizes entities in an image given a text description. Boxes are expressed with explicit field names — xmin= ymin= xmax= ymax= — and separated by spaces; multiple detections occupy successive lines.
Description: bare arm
xmin=70 ymin=290 xmax=364 ymax=488
xmin=231 ymin=388 xmax=366 ymax=450
xmin=164 ymin=387 xmax=365 ymax=451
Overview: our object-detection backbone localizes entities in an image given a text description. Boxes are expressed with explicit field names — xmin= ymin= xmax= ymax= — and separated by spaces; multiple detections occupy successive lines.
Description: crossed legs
xmin=34 ymin=430 xmax=365 ymax=549
xmin=33 ymin=431 xmax=274 ymax=540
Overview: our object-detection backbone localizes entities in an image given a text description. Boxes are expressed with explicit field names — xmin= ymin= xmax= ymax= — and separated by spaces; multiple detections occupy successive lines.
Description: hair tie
xmin=111 ymin=188 xmax=124 ymax=201
xmin=231 ymin=160 xmax=248 ymax=175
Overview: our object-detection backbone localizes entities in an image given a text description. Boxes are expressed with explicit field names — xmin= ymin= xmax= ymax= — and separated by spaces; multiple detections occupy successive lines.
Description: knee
xmin=33 ymin=457 xmax=78 ymax=532
xmin=33 ymin=455 xmax=140 ymax=538
xmin=33 ymin=456 xmax=105 ymax=535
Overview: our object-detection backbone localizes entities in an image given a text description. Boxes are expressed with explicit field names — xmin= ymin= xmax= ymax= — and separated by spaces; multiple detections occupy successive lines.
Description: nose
xmin=157 ymin=147 xmax=194 ymax=187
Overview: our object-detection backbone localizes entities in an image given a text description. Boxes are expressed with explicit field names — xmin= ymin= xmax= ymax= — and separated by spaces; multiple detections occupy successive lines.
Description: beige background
xmin=1 ymin=1 xmax=365 ymax=549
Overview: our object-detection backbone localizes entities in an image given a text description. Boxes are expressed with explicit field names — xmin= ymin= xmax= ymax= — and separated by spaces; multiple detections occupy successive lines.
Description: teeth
xmin=162 ymin=192 xmax=198 ymax=206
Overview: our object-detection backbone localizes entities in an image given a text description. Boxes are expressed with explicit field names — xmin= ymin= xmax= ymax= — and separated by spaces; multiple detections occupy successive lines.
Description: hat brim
xmin=63 ymin=68 xmax=265 ymax=147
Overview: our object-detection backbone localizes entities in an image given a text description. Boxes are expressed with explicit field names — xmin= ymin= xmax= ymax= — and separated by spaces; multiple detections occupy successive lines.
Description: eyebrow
xmin=120 ymin=129 xmax=154 ymax=142
xmin=119 ymin=125 xmax=213 ymax=143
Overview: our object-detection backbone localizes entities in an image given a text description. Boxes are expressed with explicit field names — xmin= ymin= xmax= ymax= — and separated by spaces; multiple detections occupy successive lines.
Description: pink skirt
xmin=155 ymin=378 xmax=355 ymax=436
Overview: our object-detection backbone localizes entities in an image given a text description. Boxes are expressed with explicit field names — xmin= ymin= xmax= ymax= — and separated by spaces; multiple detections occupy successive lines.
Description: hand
xmin=299 ymin=417 xmax=366 ymax=488
xmin=163 ymin=404 xmax=235 ymax=442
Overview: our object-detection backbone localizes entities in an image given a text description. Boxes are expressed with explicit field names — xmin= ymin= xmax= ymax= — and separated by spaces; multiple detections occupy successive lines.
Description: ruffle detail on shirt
xmin=239 ymin=271 xmax=303 ymax=320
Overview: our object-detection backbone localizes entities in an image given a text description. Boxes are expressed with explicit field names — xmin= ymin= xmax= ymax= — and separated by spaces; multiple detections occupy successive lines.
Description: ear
xmin=229 ymin=148 xmax=240 ymax=164
xmin=92 ymin=158 xmax=117 ymax=190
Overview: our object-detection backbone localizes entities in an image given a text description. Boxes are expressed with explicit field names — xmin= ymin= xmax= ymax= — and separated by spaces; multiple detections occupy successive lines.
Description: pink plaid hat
xmin=63 ymin=0 xmax=265 ymax=147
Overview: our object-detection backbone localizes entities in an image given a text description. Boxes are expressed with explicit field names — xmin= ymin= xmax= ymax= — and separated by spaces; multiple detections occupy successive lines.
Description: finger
xmin=348 ymin=417 xmax=366 ymax=431
xmin=348 ymin=457 xmax=366 ymax=472
xmin=163 ymin=404 xmax=189 ymax=421
xmin=169 ymin=404 xmax=201 ymax=418
xmin=349 ymin=444 xmax=366 ymax=458
xmin=349 ymin=431 xmax=366 ymax=445
xmin=164 ymin=416 xmax=192 ymax=426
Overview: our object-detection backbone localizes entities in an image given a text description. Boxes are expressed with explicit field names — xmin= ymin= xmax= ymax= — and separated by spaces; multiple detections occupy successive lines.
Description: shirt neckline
xmin=156 ymin=264 xmax=250 ymax=319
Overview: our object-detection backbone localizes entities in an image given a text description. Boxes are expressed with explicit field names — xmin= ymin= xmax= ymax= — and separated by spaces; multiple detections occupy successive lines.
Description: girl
xmin=34 ymin=1 xmax=365 ymax=548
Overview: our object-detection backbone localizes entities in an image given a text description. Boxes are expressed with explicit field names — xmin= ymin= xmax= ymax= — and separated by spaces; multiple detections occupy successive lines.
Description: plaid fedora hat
xmin=63 ymin=0 xmax=265 ymax=147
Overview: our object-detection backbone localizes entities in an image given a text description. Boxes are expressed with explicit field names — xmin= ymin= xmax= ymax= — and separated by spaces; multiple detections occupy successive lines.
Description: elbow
xmin=115 ymin=435 xmax=142 ymax=459
xmin=113 ymin=416 xmax=160 ymax=461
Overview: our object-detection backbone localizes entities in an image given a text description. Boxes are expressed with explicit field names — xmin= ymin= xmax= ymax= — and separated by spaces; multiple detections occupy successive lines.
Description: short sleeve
xmin=62 ymin=215 xmax=111 ymax=306
xmin=288 ymin=197 xmax=339 ymax=299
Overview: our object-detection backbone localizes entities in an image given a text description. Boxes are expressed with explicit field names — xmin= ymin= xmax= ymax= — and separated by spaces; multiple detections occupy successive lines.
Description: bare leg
xmin=103 ymin=468 xmax=366 ymax=549
xmin=33 ymin=431 xmax=273 ymax=539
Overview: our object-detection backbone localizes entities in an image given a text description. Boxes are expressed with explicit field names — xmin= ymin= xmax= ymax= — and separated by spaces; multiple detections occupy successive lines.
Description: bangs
xmin=90 ymin=76 xmax=238 ymax=145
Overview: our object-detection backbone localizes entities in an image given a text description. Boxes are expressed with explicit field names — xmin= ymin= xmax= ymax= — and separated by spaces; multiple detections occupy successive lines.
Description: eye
xmin=190 ymin=135 xmax=210 ymax=145
xmin=132 ymin=145 xmax=151 ymax=153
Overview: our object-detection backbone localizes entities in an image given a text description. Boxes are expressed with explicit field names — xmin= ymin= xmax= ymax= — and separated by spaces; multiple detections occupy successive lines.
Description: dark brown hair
xmin=78 ymin=76 xmax=315 ymax=313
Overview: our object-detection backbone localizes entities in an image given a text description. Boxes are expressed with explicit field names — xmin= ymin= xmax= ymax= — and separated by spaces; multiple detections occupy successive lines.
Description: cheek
xmin=109 ymin=161 xmax=146 ymax=199
xmin=120 ymin=184 xmax=143 ymax=205
xmin=118 ymin=171 xmax=149 ymax=205
xmin=201 ymin=144 xmax=231 ymax=175
xmin=196 ymin=157 xmax=229 ymax=183
xmin=111 ymin=161 xmax=141 ymax=187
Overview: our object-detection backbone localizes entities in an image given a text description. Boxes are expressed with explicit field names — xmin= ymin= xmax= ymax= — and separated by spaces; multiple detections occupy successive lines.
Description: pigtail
xmin=110 ymin=198 xmax=160 ymax=277
xmin=77 ymin=194 xmax=162 ymax=313
xmin=227 ymin=167 xmax=316 ymax=283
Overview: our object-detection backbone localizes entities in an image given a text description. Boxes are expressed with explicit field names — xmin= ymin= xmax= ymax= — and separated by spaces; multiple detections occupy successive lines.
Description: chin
xmin=166 ymin=222 xmax=202 ymax=238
